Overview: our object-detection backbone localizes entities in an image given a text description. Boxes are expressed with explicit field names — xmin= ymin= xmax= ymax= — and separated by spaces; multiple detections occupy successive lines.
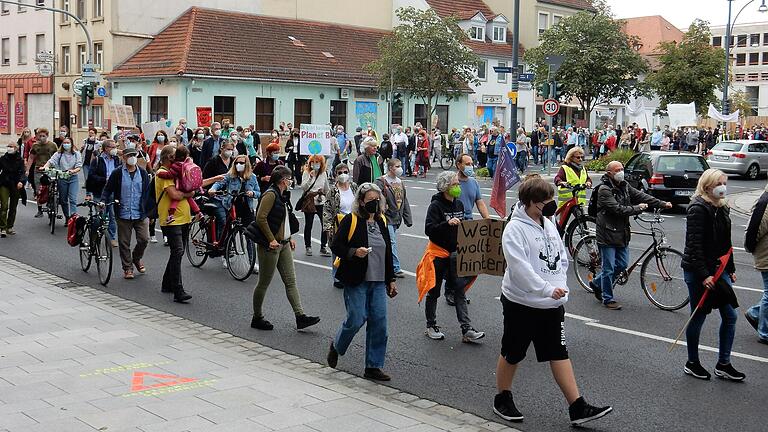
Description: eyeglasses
xmin=338 ymin=171 xmax=349 ymax=175
xmin=573 ymin=156 xmax=584 ymax=160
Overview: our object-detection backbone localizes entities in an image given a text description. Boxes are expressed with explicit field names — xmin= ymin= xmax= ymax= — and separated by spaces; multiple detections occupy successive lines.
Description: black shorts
xmin=500 ymin=295 xmax=568 ymax=364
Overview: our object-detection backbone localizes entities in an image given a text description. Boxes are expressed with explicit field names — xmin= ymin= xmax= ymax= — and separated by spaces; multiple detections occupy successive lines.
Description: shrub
xmin=585 ymin=149 xmax=636 ymax=171
xmin=475 ymin=167 xmax=490 ymax=178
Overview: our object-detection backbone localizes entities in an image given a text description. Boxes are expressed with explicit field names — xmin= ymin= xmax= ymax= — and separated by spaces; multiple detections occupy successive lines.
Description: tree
xmin=366 ymin=7 xmax=480 ymax=132
xmin=525 ymin=6 xmax=648 ymax=123
xmin=647 ymin=19 xmax=725 ymax=115
xmin=729 ymin=90 xmax=754 ymax=118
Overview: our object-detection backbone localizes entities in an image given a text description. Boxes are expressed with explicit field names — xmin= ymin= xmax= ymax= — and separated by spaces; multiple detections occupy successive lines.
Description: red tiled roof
xmin=109 ymin=7 xmax=389 ymax=88
xmin=538 ymin=0 xmax=595 ymax=10
xmin=621 ymin=15 xmax=684 ymax=56
xmin=425 ymin=0 xmax=496 ymax=19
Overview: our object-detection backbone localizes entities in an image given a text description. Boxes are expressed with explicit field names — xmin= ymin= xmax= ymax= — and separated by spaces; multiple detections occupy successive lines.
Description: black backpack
xmin=587 ymin=184 xmax=602 ymax=217
xmin=144 ymin=176 xmax=165 ymax=220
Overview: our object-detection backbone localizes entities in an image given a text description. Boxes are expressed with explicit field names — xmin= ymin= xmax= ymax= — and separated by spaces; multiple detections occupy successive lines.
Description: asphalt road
xmin=3 ymin=167 xmax=767 ymax=432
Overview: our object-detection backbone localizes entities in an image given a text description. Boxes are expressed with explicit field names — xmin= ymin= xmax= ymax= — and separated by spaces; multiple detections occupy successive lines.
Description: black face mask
xmin=541 ymin=200 xmax=557 ymax=217
xmin=364 ymin=199 xmax=379 ymax=214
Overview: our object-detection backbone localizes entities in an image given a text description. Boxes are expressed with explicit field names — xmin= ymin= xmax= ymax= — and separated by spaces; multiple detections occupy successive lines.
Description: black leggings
xmin=303 ymin=204 xmax=327 ymax=248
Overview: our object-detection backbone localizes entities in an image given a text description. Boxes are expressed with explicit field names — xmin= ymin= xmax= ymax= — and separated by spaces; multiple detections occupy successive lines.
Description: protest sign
xmin=667 ymin=103 xmax=697 ymax=129
xmin=456 ymin=219 xmax=507 ymax=277
xmin=299 ymin=124 xmax=332 ymax=156
xmin=196 ymin=106 xmax=212 ymax=128
xmin=141 ymin=120 xmax=175 ymax=144
xmin=108 ymin=104 xmax=136 ymax=127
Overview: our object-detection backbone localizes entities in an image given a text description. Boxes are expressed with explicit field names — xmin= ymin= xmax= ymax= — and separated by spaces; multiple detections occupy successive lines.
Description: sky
xmin=605 ymin=0 xmax=768 ymax=29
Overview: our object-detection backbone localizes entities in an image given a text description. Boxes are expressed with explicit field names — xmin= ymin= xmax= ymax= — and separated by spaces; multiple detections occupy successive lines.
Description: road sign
xmin=82 ymin=74 xmax=100 ymax=84
xmin=493 ymin=66 xmax=513 ymax=74
xmin=519 ymin=73 xmax=535 ymax=82
xmin=82 ymin=63 xmax=101 ymax=71
xmin=37 ymin=63 xmax=54 ymax=77
xmin=97 ymin=86 xmax=107 ymax=97
xmin=73 ymin=78 xmax=84 ymax=96
xmin=35 ymin=52 xmax=54 ymax=62
xmin=543 ymin=98 xmax=560 ymax=116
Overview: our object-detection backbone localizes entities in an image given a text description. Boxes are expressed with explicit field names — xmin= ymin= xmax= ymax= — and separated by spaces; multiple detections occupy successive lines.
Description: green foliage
xmin=366 ymin=7 xmax=480 ymax=131
xmin=585 ymin=149 xmax=636 ymax=171
xmin=475 ymin=167 xmax=490 ymax=178
xmin=729 ymin=90 xmax=754 ymax=118
xmin=525 ymin=8 xmax=648 ymax=120
xmin=647 ymin=19 xmax=725 ymax=115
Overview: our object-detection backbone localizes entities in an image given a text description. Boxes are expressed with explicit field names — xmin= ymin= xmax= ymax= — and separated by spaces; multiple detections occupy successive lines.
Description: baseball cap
xmin=123 ymin=147 xmax=138 ymax=156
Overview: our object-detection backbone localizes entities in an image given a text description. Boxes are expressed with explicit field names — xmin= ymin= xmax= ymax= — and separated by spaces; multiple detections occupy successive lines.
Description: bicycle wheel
xmin=440 ymin=154 xmax=453 ymax=170
xmin=79 ymin=223 xmax=92 ymax=272
xmin=565 ymin=215 xmax=596 ymax=256
xmin=48 ymin=191 xmax=57 ymax=235
xmin=640 ymin=246 xmax=689 ymax=311
xmin=186 ymin=220 xmax=209 ymax=268
xmin=572 ymin=235 xmax=601 ymax=293
xmin=226 ymin=227 xmax=255 ymax=281
xmin=95 ymin=231 xmax=113 ymax=286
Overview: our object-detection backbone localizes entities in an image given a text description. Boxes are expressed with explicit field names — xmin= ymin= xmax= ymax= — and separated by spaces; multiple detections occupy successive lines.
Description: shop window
xmin=330 ymin=100 xmax=347 ymax=130
xmin=149 ymin=96 xmax=168 ymax=122
xmin=124 ymin=96 xmax=141 ymax=125
xmin=294 ymin=99 xmax=312 ymax=128
xmin=255 ymin=98 xmax=274 ymax=132
xmin=214 ymin=96 xmax=235 ymax=125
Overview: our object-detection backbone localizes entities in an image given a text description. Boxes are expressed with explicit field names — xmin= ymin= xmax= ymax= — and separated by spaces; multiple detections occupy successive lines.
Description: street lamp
xmin=722 ymin=0 xmax=767 ymax=115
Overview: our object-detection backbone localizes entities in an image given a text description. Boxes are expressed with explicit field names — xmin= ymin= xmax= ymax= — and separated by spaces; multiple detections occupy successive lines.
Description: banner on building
xmin=355 ymin=101 xmax=377 ymax=131
xmin=14 ymin=101 xmax=25 ymax=131
xmin=142 ymin=121 xmax=175 ymax=144
xmin=196 ymin=106 xmax=212 ymax=128
xmin=667 ymin=103 xmax=698 ymax=128
xmin=457 ymin=219 xmax=507 ymax=277
xmin=108 ymin=104 xmax=136 ymax=127
xmin=0 ymin=100 xmax=8 ymax=132
xmin=299 ymin=124 xmax=332 ymax=156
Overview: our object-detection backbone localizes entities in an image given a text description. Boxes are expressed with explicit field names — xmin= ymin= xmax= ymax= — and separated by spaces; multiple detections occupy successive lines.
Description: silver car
xmin=706 ymin=140 xmax=768 ymax=180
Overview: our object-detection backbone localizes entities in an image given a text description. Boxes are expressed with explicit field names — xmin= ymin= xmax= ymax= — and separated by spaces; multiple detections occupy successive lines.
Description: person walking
xmin=300 ymin=155 xmax=330 ymax=257
xmin=493 ymin=177 xmax=613 ymax=426
xmin=42 ymin=137 xmax=82 ymax=221
xmin=188 ymin=128 xmax=206 ymax=167
xmin=255 ymin=143 xmax=285 ymax=193
xmin=554 ymin=147 xmax=591 ymax=209
xmin=352 ymin=137 xmax=383 ymax=185
xmin=324 ymin=164 xmax=358 ymax=288
xmin=592 ymin=161 xmax=670 ymax=309
xmin=81 ymin=128 xmax=100 ymax=184
xmin=30 ymin=129 xmax=58 ymax=218
xmin=487 ymin=127 xmax=502 ymax=178
xmin=100 ymin=148 xmax=151 ymax=280
xmin=200 ymin=122 xmax=224 ymax=168
xmin=515 ymin=128 xmax=529 ymax=173
xmin=327 ymin=182 xmax=398 ymax=381
xmin=246 ymin=165 xmax=321 ymax=331
xmin=744 ymin=183 xmax=768 ymax=344
xmin=681 ymin=169 xmax=744 ymax=380
xmin=0 ymin=142 xmax=26 ymax=237
xmin=284 ymin=130 xmax=302 ymax=188
xmin=375 ymin=158 xmax=412 ymax=279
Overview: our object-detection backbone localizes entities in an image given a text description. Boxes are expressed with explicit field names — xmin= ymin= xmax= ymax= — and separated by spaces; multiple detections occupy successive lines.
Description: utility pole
xmin=509 ymin=0 xmax=520 ymax=132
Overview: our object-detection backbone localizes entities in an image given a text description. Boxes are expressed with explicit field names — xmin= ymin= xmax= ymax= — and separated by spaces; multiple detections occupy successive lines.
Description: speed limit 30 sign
xmin=543 ymin=98 xmax=560 ymax=116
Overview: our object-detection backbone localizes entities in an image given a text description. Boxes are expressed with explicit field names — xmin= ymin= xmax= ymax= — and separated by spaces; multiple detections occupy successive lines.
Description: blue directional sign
xmin=97 ymin=86 xmax=107 ymax=97
xmin=493 ymin=66 xmax=513 ymax=74
xmin=518 ymin=73 xmax=535 ymax=82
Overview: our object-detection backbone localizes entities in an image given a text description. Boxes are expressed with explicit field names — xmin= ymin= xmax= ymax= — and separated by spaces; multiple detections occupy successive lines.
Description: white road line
xmin=734 ymin=285 xmax=763 ymax=293
xmin=402 ymin=233 xmax=429 ymax=240
xmin=293 ymin=258 xmax=415 ymax=277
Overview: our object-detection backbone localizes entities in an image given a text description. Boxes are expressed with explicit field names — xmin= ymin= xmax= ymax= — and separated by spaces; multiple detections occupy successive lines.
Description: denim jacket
xmin=210 ymin=174 xmax=260 ymax=210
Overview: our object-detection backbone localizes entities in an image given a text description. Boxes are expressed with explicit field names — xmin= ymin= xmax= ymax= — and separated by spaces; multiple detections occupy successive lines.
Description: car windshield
xmin=656 ymin=155 xmax=707 ymax=173
xmin=713 ymin=142 xmax=744 ymax=152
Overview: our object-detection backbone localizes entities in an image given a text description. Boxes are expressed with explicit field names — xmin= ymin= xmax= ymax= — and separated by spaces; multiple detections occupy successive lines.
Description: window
xmin=763 ymin=52 xmax=768 ymax=65
xmin=1 ymin=38 xmax=9 ymax=65
xmin=538 ymin=13 xmax=549 ymax=36
xmin=35 ymin=34 xmax=44 ymax=55
xmin=497 ymin=61 xmax=507 ymax=83
xmin=712 ymin=36 xmax=722 ymax=47
xmin=764 ymin=33 xmax=768 ymax=46
xmin=149 ymin=97 xmax=168 ymax=122
xmin=17 ymin=36 xmax=26 ymax=64
xmin=414 ymin=104 xmax=449 ymax=131
xmin=213 ymin=96 xmax=235 ymax=125
xmin=61 ymin=45 xmax=70 ymax=73
xmin=255 ymin=98 xmax=274 ymax=132
xmin=749 ymin=52 xmax=759 ymax=65
xmin=80 ymin=104 xmax=103 ymax=128
xmin=729 ymin=35 xmax=735 ymax=46
xmin=735 ymin=73 xmax=745 ymax=82
xmin=93 ymin=0 xmax=102 ymax=18
xmin=18 ymin=0 xmax=26 ymax=12
xmin=330 ymin=100 xmax=347 ymax=130
xmin=61 ymin=0 xmax=69 ymax=22
xmin=737 ymin=34 xmax=747 ymax=47
xmin=552 ymin=14 xmax=562 ymax=26
xmin=392 ymin=97 xmax=403 ymax=128
xmin=750 ymin=34 xmax=760 ymax=47
xmin=492 ymin=26 xmax=506 ymax=43
xmin=93 ymin=42 xmax=102 ymax=70
xmin=294 ymin=99 xmax=312 ymax=128
xmin=470 ymin=26 xmax=484 ymax=41
xmin=414 ymin=104 xmax=427 ymax=128
xmin=37 ymin=0 xmax=45 ymax=6
xmin=124 ymin=96 xmax=141 ymax=125
xmin=75 ymin=0 xmax=84 ymax=19
xmin=477 ymin=59 xmax=487 ymax=80
xmin=1 ymin=2 xmax=9 ymax=14
xmin=736 ymin=53 xmax=746 ymax=66
xmin=76 ymin=43 xmax=85 ymax=72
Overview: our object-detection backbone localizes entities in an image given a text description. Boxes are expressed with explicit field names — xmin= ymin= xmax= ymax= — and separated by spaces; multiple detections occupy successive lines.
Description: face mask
xmin=38 ymin=136 xmax=47 ymax=142
xmin=713 ymin=185 xmax=727 ymax=198
xmin=272 ymin=133 xmax=278 ymax=138
xmin=59 ymin=131 xmax=67 ymax=137
xmin=223 ymin=150 xmax=233 ymax=158
xmin=169 ymin=141 xmax=178 ymax=148
xmin=337 ymin=173 xmax=350 ymax=183
xmin=7 ymin=147 xmax=17 ymax=154
xmin=312 ymin=163 xmax=321 ymax=171
xmin=127 ymin=156 xmax=138 ymax=166
xmin=364 ymin=199 xmax=379 ymax=214
xmin=110 ymin=148 xmax=118 ymax=157
xmin=612 ymin=171 xmax=625 ymax=183
xmin=448 ymin=185 xmax=461 ymax=198
xmin=213 ymin=130 xmax=221 ymax=137
xmin=463 ymin=166 xmax=474 ymax=177
xmin=62 ymin=143 xmax=72 ymax=151
xmin=181 ymin=123 xmax=187 ymax=128
xmin=157 ymin=135 xmax=166 ymax=143
xmin=394 ymin=167 xmax=404 ymax=177
xmin=197 ymin=133 xmax=205 ymax=140
xmin=243 ymin=132 xmax=250 ymax=137
xmin=541 ymin=200 xmax=557 ymax=217
xmin=126 ymin=142 xmax=136 ymax=150
xmin=235 ymin=163 xmax=246 ymax=173
xmin=230 ymin=135 xmax=239 ymax=142
xmin=271 ymin=153 xmax=279 ymax=161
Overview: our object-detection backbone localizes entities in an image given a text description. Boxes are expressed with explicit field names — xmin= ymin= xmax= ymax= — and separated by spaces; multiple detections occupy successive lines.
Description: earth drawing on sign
xmin=308 ymin=140 xmax=323 ymax=155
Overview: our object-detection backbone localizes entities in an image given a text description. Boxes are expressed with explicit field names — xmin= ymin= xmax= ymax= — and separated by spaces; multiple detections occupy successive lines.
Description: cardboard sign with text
xmin=456 ymin=219 xmax=507 ymax=277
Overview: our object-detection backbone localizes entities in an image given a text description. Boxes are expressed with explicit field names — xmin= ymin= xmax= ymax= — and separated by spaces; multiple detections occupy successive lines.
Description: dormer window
xmin=492 ymin=26 xmax=506 ymax=43
xmin=470 ymin=26 xmax=485 ymax=41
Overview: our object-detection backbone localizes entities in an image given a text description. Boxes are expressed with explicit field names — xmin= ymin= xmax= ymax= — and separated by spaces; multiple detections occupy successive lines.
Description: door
xmin=60 ymin=100 xmax=71 ymax=130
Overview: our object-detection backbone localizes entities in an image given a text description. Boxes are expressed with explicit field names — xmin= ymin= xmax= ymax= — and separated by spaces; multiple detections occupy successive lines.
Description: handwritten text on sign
xmin=456 ymin=219 xmax=507 ymax=277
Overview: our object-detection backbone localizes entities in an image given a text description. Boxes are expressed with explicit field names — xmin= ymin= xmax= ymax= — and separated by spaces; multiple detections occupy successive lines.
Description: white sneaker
xmin=252 ymin=262 xmax=259 ymax=274
xmin=149 ymin=235 xmax=158 ymax=243
xmin=221 ymin=258 xmax=228 ymax=269
xmin=462 ymin=328 xmax=486 ymax=343
xmin=163 ymin=236 xmax=168 ymax=245
xmin=425 ymin=326 xmax=445 ymax=340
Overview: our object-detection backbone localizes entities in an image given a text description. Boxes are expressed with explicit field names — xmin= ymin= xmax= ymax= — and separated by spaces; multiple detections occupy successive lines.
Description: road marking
xmin=402 ymin=233 xmax=429 ymax=240
xmin=733 ymin=285 xmax=763 ymax=293
xmin=294 ymin=258 xmax=415 ymax=277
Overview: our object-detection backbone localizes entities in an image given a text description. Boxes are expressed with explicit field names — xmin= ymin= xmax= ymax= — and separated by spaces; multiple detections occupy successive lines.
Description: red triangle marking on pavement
xmin=130 ymin=371 xmax=197 ymax=392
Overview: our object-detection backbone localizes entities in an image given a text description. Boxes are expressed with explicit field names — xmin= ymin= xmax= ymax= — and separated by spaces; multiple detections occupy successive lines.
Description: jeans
xmin=252 ymin=243 xmax=304 ymax=318
xmin=82 ymin=163 xmax=90 ymax=187
xmin=334 ymin=281 xmax=388 ymax=369
xmin=93 ymin=194 xmax=117 ymax=240
xmin=58 ymin=176 xmax=79 ymax=219
xmin=426 ymin=253 xmax=471 ymax=332
xmin=595 ymin=245 xmax=629 ymax=304
xmin=683 ymin=271 xmax=737 ymax=364
xmin=0 ymin=185 xmax=20 ymax=230
xmin=387 ymin=224 xmax=400 ymax=273
xmin=487 ymin=157 xmax=498 ymax=178
xmin=399 ymin=155 xmax=410 ymax=176
xmin=117 ymin=218 xmax=149 ymax=271
xmin=531 ymin=145 xmax=539 ymax=165
xmin=515 ymin=150 xmax=528 ymax=172
xmin=303 ymin=205 xmax=328 ymax=249
xmin=213 ymin=200 xmax=227 ymax=243
xmin=746 ymin=271 xmax=768 ymax=341
xmin=160 ymin=224 xmax=189 ymax=294
xmin=550 ymin=147 xmax=561 ymax=166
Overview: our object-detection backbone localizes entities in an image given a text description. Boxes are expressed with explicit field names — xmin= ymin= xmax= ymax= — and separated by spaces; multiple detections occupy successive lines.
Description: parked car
xmin=705 ymin=140 xmax=768 ymax=180
xmin=623 ymin=151 xmax=710 ymax=205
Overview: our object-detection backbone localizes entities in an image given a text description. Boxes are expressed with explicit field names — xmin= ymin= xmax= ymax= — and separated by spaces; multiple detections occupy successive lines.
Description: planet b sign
xmin=299 ymin=124 xmax=332 ymax=156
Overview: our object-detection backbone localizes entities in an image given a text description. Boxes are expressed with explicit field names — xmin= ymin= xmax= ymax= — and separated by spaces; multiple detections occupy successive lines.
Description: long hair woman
xmin=300 ymin=154 xmax=330 ymax=257
xmin=42 ymin=137 xmax=82 ymax=220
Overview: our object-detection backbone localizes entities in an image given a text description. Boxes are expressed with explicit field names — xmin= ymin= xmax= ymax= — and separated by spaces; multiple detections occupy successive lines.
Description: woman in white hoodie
xmin=493 ymin=177 xmax=612 ymax=427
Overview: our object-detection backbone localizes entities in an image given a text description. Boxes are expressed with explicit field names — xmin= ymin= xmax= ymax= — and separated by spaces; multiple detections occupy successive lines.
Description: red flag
xmin=490 ymin=145 xmax=521 ymax=218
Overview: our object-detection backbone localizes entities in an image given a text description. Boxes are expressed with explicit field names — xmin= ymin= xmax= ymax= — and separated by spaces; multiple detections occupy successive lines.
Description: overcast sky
xmin=606 ymin=0 xmax=767 ymax=29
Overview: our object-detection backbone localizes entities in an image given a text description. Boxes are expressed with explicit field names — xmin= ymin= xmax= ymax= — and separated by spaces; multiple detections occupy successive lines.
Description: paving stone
xmin=250 ymin=407 xmax=325 ymax=429
xmin=360 ymin=407 xmax=423 ymax=428
xmin=306 ymin=412 xmax=396 ymax=432
xmin=139 ymin=397 xmax=224 ymax=421
xmin=198 ymin=402 xmax=271 ymax=424
xmin=304 ymin=397 xmax=376 ymax=418
xmin=137 ymin=414 xmax=216 ymax=432
xmin=411 ymin=399 xmax=439 ymax=409
xmin=197 ymin=387 xmax=274 ymax=409
xmin=77 ymin=406 xmax=164 ymax=430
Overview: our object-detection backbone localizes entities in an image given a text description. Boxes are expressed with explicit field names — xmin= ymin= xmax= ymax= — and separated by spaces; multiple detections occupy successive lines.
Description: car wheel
xmin=746 ymin=163 xmax=759 ymax=180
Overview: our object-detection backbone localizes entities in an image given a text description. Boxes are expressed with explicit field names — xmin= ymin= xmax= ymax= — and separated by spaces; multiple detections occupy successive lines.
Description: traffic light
xmin=536 ymin=82 xmax=550 ymax=99
xmin=553 ymin=81 xmax=565 ymax=100
xmin=80 ymin=83 xmax=95 ymax=107
xmin=392 ymin=92 xmax=403 ymax=111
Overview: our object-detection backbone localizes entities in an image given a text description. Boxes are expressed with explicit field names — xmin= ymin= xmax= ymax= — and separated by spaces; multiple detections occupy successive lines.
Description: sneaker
xmin=333 ymin=281 xmax=344 ymax=289
xmin=327 ymin=342 xmax=339 ymax=369
xmin=462 ymin=328 xmax=485 ymax=343
xmin=604 ymin=301 xmax=622 ymax=310
xmin=6 ymin=228 xmax=15 ymax=235
xmin=744 ymin=312 xmax=758 ymax=331
xmin=252 ymin=262 xmax=259 ymax=274
xmin=394 ymin=270 xmax=405 ymax=278
xmin=149 ymin=235 xmax=158 ymax=243
xmin=445 ymin=292 xmax=456 ymax=306
xmin=683 ymin=361 xmax=711 ymax=380
xmin=173 ymin=290 xmax=192 ymax=304
xmin=589 ymin=281 xmax=603 ymax=302
xmin=34 ymin=210 xmax=43 ymax=218
xmin=250 ymin=316 xmax=274 ymax=330
xmin=425 ymin=325 xmax=445 ymax=340
xmin=493 ymin=391 xmax=523 ymax=422
xmin=163 ymin=236 xmax=168 ymax=246
xmin=568 ymin=397 xmax=613 ymax=426
xmin=123 ymin=270 xmax=134 ymax=280
xmin=363 ymin=368 xmax=391 ymax=381
xmin=111 ymin=239 xmax=118 ymax=248
xmin=714 ymin=362 xmax=746 ymax=381
xmin=305 ymin=247 xmax=313 ymax=256
xmin=319 ymin=247 xmax=331 ymax=257
xmin=0 ymin=229 xmax=5 ymax=238
xmin=296 ymin=314 xmax=321 ymax=330
xmin=759 ymin=338 xmax=768 ymax=345
xmin=221 ymin=258 xmax=228 ymax=269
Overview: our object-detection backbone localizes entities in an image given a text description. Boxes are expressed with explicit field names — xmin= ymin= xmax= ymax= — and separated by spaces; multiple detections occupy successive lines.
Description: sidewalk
xmin=729 ymin=189 xmax=762 ymax=216
xmin=0 ymin=256 xmax=519 ymax=432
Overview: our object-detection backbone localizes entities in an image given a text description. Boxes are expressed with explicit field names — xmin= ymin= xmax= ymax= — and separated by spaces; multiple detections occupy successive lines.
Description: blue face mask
xmin=271 ymin=153 xmax=279 ymax=161
xmin=463 ymin=166 xmax=474 ymax=177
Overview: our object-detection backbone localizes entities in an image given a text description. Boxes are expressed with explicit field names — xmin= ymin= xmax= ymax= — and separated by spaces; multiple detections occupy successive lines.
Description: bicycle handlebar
xmin=635 ymin=209 xmax=665 ymax=224
xmin=77 ymin=200 xmax=119 ymax=208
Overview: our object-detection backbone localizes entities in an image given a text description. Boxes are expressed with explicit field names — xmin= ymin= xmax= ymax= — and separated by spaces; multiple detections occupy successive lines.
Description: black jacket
xmin=595 ymin=174 xmax=664 ymax=247
xmin=682 ymin=196 xmax=736 ymax=280
xmin=86 ymin=155 xmax=122 ymax=195
xmin=331 ymin=213 xmax=395 ymax=286
xmin=0 ymin=152 xmax=25 ymax=188
xmin=100 ymin=166 xmax=151 ymax=220
xmin=407 ymin=134 xmax=416 ymax=154
xmin=200 ymin=136 xmax=225 ymax=168
xmin=425 ymin=193 xmax=465 ymax=252
xmin=202 ymin=156 xmax=231 ymax=189
xmin=379 ymin=139 xmax=393 ymax=160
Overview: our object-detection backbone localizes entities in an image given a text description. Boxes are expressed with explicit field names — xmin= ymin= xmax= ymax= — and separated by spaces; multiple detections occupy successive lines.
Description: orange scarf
xmin=416 ymin=241 xmax=477 ymax=303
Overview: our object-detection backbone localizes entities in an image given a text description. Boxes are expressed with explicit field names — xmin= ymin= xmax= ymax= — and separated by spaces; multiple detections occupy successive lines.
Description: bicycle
xmin=555 ymin=184 xmax=596 ymax=256
xmin=571 ymin=209 xmax=689 ymax=311
xmin=40 ymin=168 xmax=70 ymax=235
xmin=440 ymin=142 xmax=456 ymax=170
xmin=77 ymin=200 xmax=116 ymax=286
xmin=186 ymin=191 xmax=257 ymax=281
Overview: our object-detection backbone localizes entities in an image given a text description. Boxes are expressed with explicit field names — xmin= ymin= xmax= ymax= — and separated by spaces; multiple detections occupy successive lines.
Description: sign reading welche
xmin=299 ymin=124 xmax=331 ymax=156
xmin=456 ymin=219 xmax=507 ymax=277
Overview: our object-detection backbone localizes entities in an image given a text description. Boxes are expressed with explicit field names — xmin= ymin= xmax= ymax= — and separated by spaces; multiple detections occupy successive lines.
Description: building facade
xmin=0 ymin=0 xmax=55 ymax=137
xmin=711 ymin=21 xmax=768 ymax=116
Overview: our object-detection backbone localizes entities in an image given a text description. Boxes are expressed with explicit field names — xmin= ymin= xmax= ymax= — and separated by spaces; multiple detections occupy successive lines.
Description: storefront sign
xmin=482 ymin=95 xmax=503 ymax=104
xmin=299 ymin=124 xmax=332 ymax=156
xmin=196 ymin=106 xmax=212 ymax=128
xmin=14 ymin=101 xmax=25 ymax=130
xmin=0 ymin=101 xmax=8 ymax=131
xmin=457 ymin=219 xmax=507 ymax=277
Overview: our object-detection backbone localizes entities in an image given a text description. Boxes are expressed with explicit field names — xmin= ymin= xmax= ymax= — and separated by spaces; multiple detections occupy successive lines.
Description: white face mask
xmin=59 ymin=131 xmax=67 ymax=137
xmin=235 ymin=163 xmax=246 ymax=173
xmin=7 ymin=147 xmax=17 ymax=154
xmin=394 ymin=167 xmax=403 ymax=177
xmin=197 ymin=133 xmax=205 ymax=140
xmin=272 ymin=133 xmax=278 ymax=138
xmin=713 ymin=185 xmax=727 ymax=198
xmin=612 ymin=171 xmax=625 ymax=183
xmin=337 ymin=173 xmax=350 ymax=183
xmin=223 ymin=150 xmax=233 ymax=158
xmin=109 ymin=148 xmax=118 ymax=157
xmin=311 ymin=163 xmax=321 ymax=171
xmin=126 ymin=156 xmax=138 ymax=166
xmin=157 ymin=135 xmax=166 ymax=143
xmin=213 ymin=130 xmax=221 ymax=137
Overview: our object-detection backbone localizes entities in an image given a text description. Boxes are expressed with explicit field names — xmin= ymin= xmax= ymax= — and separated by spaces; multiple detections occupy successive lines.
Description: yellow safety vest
xmin=558 ymin=165 xmax=587 ymax=208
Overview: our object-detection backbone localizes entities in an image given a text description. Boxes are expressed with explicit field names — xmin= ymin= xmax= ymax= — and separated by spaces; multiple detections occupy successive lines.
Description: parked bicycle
xmin=186 ymin=191 xmax=256 ymax=281
xmin=440 ymin=141 xmax=456 ymax=170
xmin=39 ymin=168 xmax=70 ymax=235
xmin=555 ymin=184 xmax=596 ymax=255
xmin=77 ymin=200 xmax=117 ymax=286
xmin=572 ymin=210 xmax=689 ymax=311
